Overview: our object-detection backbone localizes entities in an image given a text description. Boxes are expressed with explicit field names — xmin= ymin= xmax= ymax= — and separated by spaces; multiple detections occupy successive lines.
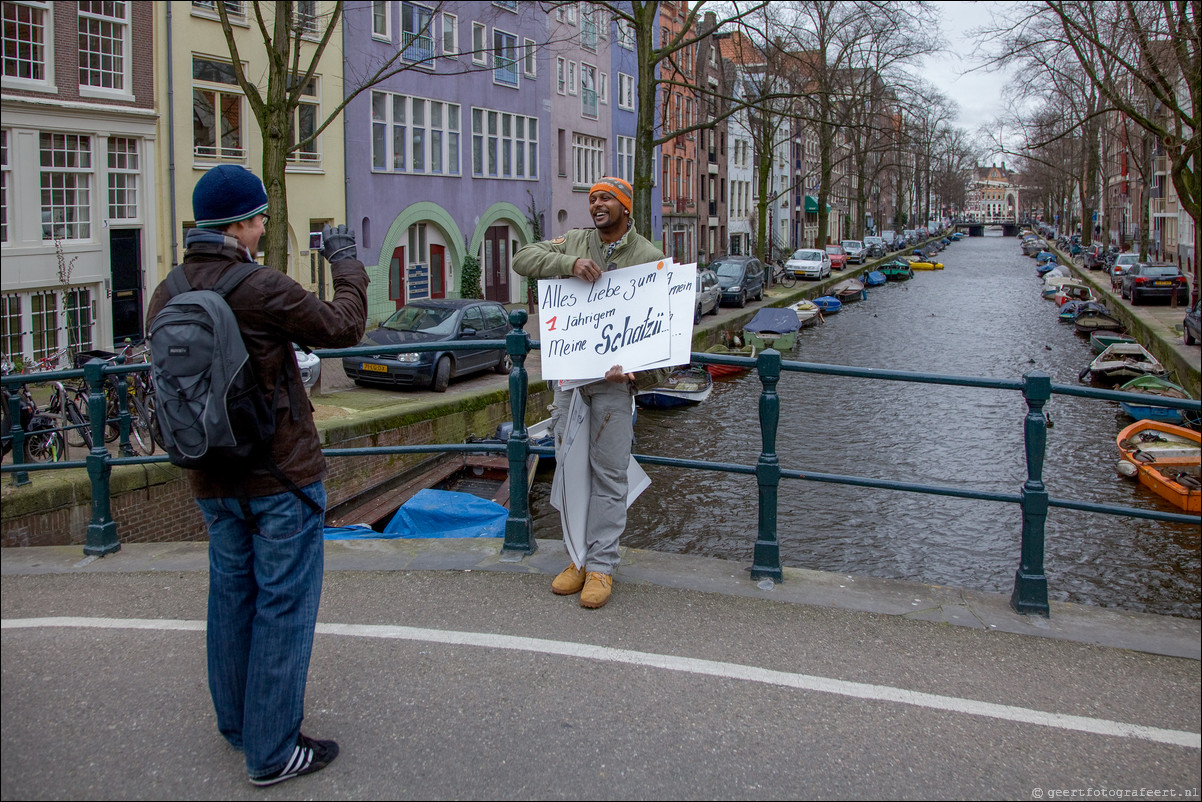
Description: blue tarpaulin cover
xmin=384 ymin=489 xmax=508 ymax=538
xmin=323 ymin=489 xmax=509 ymax=540
xmin=744 ymin=307 xmax=800 ymax=334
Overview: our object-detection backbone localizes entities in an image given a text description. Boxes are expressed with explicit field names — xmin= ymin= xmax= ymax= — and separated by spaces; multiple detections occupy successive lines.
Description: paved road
xmin=2 ymin=539 xmax=1199 ymax=801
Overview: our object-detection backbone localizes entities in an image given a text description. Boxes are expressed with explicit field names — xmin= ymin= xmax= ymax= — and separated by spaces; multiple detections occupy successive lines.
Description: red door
xmin=389 ymin=246 xmax=405 ymax=308
xmin=483 ymin=226 xmax=510 ymax=303
xmin=430 ymin=244 xmax=446 ymax=299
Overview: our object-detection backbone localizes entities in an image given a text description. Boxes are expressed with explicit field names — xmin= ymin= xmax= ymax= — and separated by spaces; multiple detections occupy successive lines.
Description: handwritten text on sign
xmin=538 ymin=260 xmax=672 ymax=380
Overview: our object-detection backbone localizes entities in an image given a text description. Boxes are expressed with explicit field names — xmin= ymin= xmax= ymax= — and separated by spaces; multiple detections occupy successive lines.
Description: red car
xmin=825 ymin=245 xmax=848 ymax=270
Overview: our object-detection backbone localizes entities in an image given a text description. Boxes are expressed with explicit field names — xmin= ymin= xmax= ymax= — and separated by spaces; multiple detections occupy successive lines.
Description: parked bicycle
xmin=72 ymin=343 xmax=157 ymax=456
xmin=2 ymin=354 xmax=68 ymax=463
xmin=771 ymin=260 xmax=797 ymax=288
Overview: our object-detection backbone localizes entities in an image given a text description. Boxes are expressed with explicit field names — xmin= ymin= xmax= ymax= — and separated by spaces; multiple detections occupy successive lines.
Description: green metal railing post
xmin=750 ymin=349 xmax=783 ymax=581
xmin=82 ymin=360 xmax=119 ymax=556
xmin=114 ymin=350 xmax=134 ymax=457
xmin=1012 ymin=371 xmax=1050 ymax=615
xmin=7 ymin=386 xmax=30 ymax=486
xmin=502 ymin=309 xmax=536 ymax=555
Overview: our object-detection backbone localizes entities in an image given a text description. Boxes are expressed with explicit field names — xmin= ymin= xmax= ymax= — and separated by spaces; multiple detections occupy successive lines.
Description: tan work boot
xmin=551 ymin=563 xmax=586 ymax=595
xmin=580 ymin=571 xmax=613 ymax=608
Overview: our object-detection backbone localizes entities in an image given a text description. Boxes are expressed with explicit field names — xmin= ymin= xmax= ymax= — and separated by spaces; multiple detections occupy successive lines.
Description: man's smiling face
xmin=589 ymin=190 xmax=627 ymax=233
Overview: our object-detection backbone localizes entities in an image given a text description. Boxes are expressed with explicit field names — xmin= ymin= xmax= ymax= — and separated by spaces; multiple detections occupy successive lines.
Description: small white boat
xmin=1084 ymin=342 xmax=1167 ymax=385
xmin=788 ymin=298 xmax=824 ymax=328
xmin=1041 ymin=275 xmax=1079 ymax=299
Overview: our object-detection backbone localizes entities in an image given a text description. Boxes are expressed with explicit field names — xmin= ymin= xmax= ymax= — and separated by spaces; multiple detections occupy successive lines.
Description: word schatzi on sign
xmin=538 ymin=260 xmax=675 ymax=381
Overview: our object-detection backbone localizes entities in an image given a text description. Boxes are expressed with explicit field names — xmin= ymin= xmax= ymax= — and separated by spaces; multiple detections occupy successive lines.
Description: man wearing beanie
xmin=146 ymin=164 xmax=368 ymax=787
xmin=513 ymin=176 xmax=667 ymax=609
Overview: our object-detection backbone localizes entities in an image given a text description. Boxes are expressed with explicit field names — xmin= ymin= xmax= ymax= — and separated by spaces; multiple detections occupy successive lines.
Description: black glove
xmin=321 ymin=223 xmax=357 ymax=262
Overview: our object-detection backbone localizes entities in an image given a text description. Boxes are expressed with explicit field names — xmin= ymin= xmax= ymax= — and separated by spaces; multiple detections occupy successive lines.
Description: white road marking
xmin=4 ymin=616 xmax=1198 ymax=749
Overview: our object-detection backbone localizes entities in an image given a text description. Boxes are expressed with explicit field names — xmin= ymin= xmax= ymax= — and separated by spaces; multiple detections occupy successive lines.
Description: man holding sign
xmin=514 ymin=177 xmax=667 ymax=608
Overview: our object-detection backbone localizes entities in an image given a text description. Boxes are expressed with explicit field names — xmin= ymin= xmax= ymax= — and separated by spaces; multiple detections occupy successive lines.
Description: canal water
xmin=529 ymin=232 xmax=1200 ymax=620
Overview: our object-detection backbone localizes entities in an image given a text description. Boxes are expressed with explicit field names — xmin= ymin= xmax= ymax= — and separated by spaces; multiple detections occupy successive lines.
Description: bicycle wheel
xmin=63 ymin=395 xmax=91 ymax=448
xmin=128 ymin=395 xmax=156 ymax=456
xmin=25 ymin=427 xmax=65 ymax=463
xmin=778 ymin=270 xmax=796 ymax=288
xmin=102 ymin=390 xmax=120 ymax=443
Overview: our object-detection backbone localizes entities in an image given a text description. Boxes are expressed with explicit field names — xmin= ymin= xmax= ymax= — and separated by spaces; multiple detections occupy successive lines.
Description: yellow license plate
xmin=360 ymin=363 xmax=389 ymax=373
xmin=1153 ymin=281 xmax=1172 ymax=286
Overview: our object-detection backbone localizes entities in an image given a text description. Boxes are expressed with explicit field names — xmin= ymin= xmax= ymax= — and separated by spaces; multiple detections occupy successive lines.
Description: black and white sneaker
xmin=249 ymin=733 xmax=339 ymax=787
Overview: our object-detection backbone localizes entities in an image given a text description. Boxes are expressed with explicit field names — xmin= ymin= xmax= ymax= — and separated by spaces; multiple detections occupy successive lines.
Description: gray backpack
xmin=148 ymin=263 xmax=274 ymax=469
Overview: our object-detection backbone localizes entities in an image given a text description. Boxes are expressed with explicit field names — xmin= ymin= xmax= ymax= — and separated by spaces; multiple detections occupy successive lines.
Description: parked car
xmin=863 ymin=236 xmax=886 ymax=257
xmin=294 ymin=343 xmax=321 ymax=392
xmin=711 ymin=255 xmax=766 ymax=307
xmin=1184 ymin=299 xmax=1200 ymax=346
xmin=695 ymin=268 xmax=721 ymax=322
xmin=1083 ymin=243 xmax=1105 ymax=270
xmin=825 ymin=244 xmax=848 ymax=270
xmin=1121 ymin=262 xmax=1190 ymax=305
xmin=342 ymin=298 xmax=511 ymax=392
xmin=880 ymin=231 xmax=898 ymax=250
xmin=841 ymin=240 xmax=866 ymax=265
xmin=1109 ymin=252 xmax=1140 ymax=287
xmin=902 ymin=229 xmax=917 ymax=245
xmin=784 ymin=248 xmax=832 ymax=280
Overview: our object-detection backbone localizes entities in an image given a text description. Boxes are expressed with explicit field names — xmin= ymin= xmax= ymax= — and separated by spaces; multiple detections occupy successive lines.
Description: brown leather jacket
xmin=146 ymin=232 xmax=368 ymax=499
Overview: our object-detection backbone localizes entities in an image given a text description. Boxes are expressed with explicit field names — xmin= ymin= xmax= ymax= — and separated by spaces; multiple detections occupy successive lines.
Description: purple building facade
xmin=343 ymin=1 xmax=550 ymax=321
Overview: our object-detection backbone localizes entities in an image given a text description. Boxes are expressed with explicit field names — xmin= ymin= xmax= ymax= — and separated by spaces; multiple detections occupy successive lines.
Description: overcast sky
xmin=917 ymin=0 xmax=1020 ymax=162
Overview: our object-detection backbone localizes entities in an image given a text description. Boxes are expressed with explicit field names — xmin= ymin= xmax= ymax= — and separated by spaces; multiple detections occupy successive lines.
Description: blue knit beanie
xmin=193 ymin=165 xmax=269 ymax=228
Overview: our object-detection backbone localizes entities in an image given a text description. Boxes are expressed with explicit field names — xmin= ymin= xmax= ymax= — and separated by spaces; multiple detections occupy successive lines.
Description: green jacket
xmin=514 ymin=225 xmax=670 ymax=390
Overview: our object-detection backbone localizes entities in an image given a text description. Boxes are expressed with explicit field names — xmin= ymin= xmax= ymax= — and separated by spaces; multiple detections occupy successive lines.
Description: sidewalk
xmin=2 ymin=538 xmax=1199 ymax=800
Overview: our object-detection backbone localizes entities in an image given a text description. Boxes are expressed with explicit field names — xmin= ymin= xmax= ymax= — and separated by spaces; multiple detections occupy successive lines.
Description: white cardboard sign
xmin=538 ymin=259 xmax=676 ymax=381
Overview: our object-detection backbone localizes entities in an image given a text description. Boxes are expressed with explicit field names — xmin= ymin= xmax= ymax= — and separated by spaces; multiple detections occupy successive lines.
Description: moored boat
xmin=832 ymin=278 xmax=866 ymax=302
xmin=879 ymin=261 xmax=914 ymax=281
xmin=1116 ymin=420 xmax=1201 ymax=513
xmin=1071 ymin=302 xmax=1123 ymax=334
xmin=1089 ymin=330 xmax=1137 ymax=353
xmin=908 ymin=256 xmax=944 ymax=270
xmin=636 ymin=365 xmax=714 ymax=409
xmin=703 ymin=343 xmax=756 ymax=378
xmin=1052 ymin=282 xmax=1097 ymax=306
xmin=863 ymin=271 xmax=886 ymax=287
xmin=1083 ymin=342 xmax=1167 ymax=385
xmin=787 ymin=298 xmax=823 ymax=328
xmin=1117 ymin=375 xmax=1191 ymax=424
xmin=743 ymin=307 xmax=802 ymax=351
xmin=813 ymin=295 xmax=843 ymax=314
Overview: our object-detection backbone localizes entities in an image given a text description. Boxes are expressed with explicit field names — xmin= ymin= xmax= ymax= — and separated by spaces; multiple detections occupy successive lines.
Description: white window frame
xmin=192 ymin=56 xmax=246 ymax=162
xmin=471 ymin=21 xmax=486 ymax=65
xmin=371 ymin=0 xmax=390 ymax=40
xmin=1 ymin=293 xmax=22 ymax=360
xmin=571 ymin=133 xmax=604 ymax=189
xmin=580 ymin=5 xmax=597 ymax=51
xmin=441 ymin=12 xmax=458 ymax=55
xmin=616 ymin=18 xmax=634 ymax=50
xmin=492 ymin=28 xmax=518 ymax=87
xmin=371 ymin=90 xmax=460 ymax=176
xmin=2 ymin=0 xmax=55 ymax=91
xmin=106 ymin=136 xmax=140 ymax=221
xmin=1 ymin=129 xmax=9 ymax=244
xmin=580 ymin=62 xmax=597 ymax=119
xmin=523 ymin=37 xmax=536 ymax=78
xmin=471 ymin=106 xmax=537 ymax=180
xmin=78 ymin=0 xmax=132 ymax=98
xmin=618 ymin=72 xmax=634 ymax=111
xmin=615 ymin=135 xmax=634 ymax=185
xmin=287 ymin=77 xmax=321 ymax=168
xmin=39 ymin=132 xmax=93 ymax=242
xmin=400 ymin=1 xmax=435 ymax=67
xmin=599 ymin=70 xmax=607 ymax=105
xmin=296 ymin=1 xmax=320 ymax=38
xmin=556 ymin=57 xmax=566 ymax=95
xmin=567 ymin=60 xmax=576 ymax=95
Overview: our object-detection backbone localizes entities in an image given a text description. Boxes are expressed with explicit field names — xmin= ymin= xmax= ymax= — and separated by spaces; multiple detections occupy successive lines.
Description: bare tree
xmin=212 ymin=1 xmax=536 ymax=271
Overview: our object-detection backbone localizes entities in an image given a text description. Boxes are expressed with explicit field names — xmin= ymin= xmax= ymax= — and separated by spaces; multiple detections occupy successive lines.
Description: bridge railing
xmin=3 ymin=310 xmax=1199 ymax=618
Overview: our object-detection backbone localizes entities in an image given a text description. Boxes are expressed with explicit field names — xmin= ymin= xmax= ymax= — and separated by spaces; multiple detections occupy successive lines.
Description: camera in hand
xmin=309 ymin=231 xmax=323 ymax=250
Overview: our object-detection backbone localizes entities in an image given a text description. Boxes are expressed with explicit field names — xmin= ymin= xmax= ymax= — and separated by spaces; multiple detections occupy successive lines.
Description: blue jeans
xmin=195 ymin=482 xmax=326 ymax=779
